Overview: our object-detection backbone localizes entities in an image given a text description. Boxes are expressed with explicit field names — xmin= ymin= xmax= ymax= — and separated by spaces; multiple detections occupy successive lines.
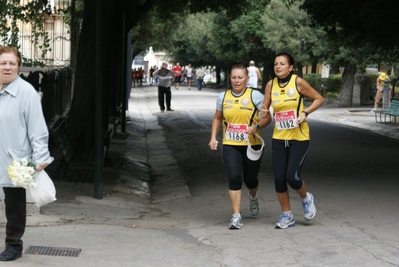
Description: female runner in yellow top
xmin=209 ymin=64 xmax=271 ymax=229
xmin=261 ymin=52 xmax=324 ymax=229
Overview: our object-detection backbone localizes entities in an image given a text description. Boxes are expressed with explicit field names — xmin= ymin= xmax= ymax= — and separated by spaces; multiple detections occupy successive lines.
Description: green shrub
xmin=325 ymin=92 xmax=339 ymax=98
xmin=365 ymin=74 xmax=379 ymax=92
xmin=303 ymin=74 xmax=321 ymax=92
xmin=303 ymin=74 xmax=341 ymax=96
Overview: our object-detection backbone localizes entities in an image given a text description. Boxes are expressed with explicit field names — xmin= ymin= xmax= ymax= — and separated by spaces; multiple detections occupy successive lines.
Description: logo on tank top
xmin=287 ymin=88 xmax=296 ymax=97
xmin=241 ymin=98 xmax=250 ymax=106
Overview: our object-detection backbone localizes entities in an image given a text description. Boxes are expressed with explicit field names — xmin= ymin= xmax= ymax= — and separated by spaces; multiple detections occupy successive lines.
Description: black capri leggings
xmin=222 ymin=145 xmax=262 ymax=191
xmin=272 ymin=139 xmax=309 ymax=193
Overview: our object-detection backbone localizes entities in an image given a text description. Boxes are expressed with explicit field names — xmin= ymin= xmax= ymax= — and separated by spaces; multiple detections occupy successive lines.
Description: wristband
xmin=254 ymin=124 xmax=259 ymax=130
xmin=302 ymin=111 xmax=309 ymax=117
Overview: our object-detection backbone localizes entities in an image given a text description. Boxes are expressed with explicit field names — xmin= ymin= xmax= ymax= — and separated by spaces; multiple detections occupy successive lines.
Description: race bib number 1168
xmin=225 ymin=123 xmax=248 ymax=141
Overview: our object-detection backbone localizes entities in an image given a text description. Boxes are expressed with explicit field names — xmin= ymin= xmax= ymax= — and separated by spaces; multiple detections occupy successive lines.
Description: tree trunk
xmin=311 ymin=61 xmax=317 ymax=73
xmin=216 ymin=66 xmax=222 ymax=85
xmin=68 ymin=0 xmax=97 ymax=152
xmin=339 ymin=63 xmax=356 ymax=107
xmin=295 ymin=63 xmax=303 ymax=78
xmin=68 ymin=0 xmax=125 ymax=156
xmin=224 ymin=66 xmax=230 ymax=89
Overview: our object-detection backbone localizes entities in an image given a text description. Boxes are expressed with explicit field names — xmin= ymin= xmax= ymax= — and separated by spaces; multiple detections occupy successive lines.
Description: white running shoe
xmin=275 ymin=213 xmax=295 ymax=229
xmin=302 ymin=192 xmax=316 ymax=221
xmin=229 ymin=213 xmax=243 ymax=230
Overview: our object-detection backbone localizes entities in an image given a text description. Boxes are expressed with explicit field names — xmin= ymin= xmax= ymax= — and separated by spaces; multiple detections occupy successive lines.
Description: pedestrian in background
xmin=153 ymin=65 xmax=159 ymax=84
xmin=153 ymin=62 xmax=175 ymax=112
xmin=149 ymin=66 xmax=155 ymax=85
xmin=137 ymin=67 xmax=144 ymax=87
xmin=246 ymin=60 xmax=261 ymax=91
xmin=208 ymin=64 xmax=271 ymax=230
xmin=195 ymin=67 xmax=205 ymax=90
xmin=372 ymin=72 xmax=390 ymax=111
xmin=172 ymin=63 xmax=182 ymax=90
xmin=0 ymin=46 xmax=53 ymax=261
xmin=186 ymin=64 xmax=193 ymax=90
xmin=260 ymin=52 xmax=323 ymax=229
xmin=131 ymin=68 xmax=137 ymax=87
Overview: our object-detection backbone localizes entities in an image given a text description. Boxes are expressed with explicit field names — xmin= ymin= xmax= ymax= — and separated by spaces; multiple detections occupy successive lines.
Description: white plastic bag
xmin=27 ymin=170 xmax=56 ymax=208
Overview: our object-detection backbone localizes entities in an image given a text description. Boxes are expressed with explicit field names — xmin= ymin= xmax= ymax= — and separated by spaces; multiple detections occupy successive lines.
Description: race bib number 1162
xmin=275 ymin=110 xmax=298 ymax=130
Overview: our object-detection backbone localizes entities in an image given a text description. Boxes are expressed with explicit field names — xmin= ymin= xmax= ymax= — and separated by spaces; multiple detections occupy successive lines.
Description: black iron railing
xmin=20 ymin=67 xmax=72 ymax=125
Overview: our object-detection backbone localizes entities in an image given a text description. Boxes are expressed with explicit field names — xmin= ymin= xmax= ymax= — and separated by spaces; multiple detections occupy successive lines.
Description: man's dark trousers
xmin=158 ymin=85 xmax=172 ymax=111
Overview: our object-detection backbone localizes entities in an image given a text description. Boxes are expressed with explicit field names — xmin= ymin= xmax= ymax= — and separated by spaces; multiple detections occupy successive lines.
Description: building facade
xmin=1 ymin=0 xmax=71 ymax=67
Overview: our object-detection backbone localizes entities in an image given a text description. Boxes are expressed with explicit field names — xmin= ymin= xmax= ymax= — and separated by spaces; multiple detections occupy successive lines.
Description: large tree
xmin=302 ymin=0 xmax=399 ymax=53
xmin=261 ymin=0 xmax=328 ymax=76
xmin=302 ymin=0 xmax=399 ymax=106
xmin=170 ymin=1 xmax=275 ymax=89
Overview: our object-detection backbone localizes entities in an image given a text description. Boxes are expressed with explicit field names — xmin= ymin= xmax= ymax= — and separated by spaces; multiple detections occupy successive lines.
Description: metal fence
xmin=20 ymin=67 xmax=72 ymax=125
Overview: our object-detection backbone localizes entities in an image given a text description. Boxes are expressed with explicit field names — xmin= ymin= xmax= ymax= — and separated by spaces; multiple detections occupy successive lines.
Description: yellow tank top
xmin=271 ymin=74 xmax=310 ymax=141
xmin=222 ymin=88 xmax=262 ymax=146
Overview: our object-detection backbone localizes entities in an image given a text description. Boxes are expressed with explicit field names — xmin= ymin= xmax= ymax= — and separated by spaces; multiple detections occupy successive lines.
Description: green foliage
xmin=168 ymin=0 xmax=399 ymax=77
xmin=302 ymin=0 xmax=399 ymax=54
xmin=229 ymin=0 xmax=271 ymax=64
xmin=128 ymin=0 xmax=255 ymax=57
xmin=60 ymin=0 xmax=84 ymax=27
xmin=303 ymin=74 xmax=322 ymax=91
xmin=365 ymin=74 xmax=381 ymax=93
xmin=262 ymin=0 xmax=327 ymax=65
xmin=131 ymin=7 xmax=181 ymax=57
xmin=170 ymin=12 xmax=238 ymax=67
xmin=22 ymin=57 xmax=45 ymax=67
xmin=169 ymin=1 xmax=274 ymax=69
xmin=0 ymin=0 xmax=53 ymax=66
xmin=325 ymin=92 xmax=339 ymax=98
xmin=303 ymin=73 xmax=342 ymax=95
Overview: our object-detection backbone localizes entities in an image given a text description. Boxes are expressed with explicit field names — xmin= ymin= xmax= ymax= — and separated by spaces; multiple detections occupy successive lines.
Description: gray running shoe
xmin=248 ymin=193 xmax=259 ymax=216
xmin=275 ymin=213 xmax=295 ymax=229
xmin=302 ymin=192 xmax=316 ymax=221
xmin=229 ymin=213 xmax=243 ymax=230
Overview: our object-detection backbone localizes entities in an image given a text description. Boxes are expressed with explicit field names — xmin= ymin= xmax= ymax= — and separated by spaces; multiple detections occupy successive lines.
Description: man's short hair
xmin=249 ymin=60 xmax=255 ymax=66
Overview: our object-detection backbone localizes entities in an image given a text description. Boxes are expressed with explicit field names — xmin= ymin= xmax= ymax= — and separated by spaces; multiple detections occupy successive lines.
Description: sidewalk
xmin=0 ymin=85 xmax=192 ymax=267
xmin=0 ymin=85 xmax=398 ymax=266
xmin=311 ymin=102 xmax=399 ymax=141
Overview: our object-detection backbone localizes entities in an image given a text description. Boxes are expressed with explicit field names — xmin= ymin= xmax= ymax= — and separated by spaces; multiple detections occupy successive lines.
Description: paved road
xmin=142 ymin=85 xmax=399 ymax=266
xmin=1 ymin=85 xmax=398 ymax=267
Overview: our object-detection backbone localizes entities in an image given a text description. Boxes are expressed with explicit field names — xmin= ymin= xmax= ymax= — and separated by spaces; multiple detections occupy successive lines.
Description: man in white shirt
xmin=246 ymin=60 xmax=261 ymax=90
xmin=186 ymin=64 xmax=193 ymax=90
xmin=153 ymin=62 xmax=175 ymax=112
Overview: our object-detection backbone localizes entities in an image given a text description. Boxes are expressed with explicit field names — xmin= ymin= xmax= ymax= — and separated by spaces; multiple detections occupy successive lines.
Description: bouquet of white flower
xmin=7 ymin=158 xmax=36 ymax=189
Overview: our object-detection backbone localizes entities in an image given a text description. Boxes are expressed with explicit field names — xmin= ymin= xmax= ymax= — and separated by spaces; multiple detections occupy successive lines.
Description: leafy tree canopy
xmin=262 ymin=0 xmax=328 ymax=66
xmin=302 ymin=0 xmax=399 ymax=54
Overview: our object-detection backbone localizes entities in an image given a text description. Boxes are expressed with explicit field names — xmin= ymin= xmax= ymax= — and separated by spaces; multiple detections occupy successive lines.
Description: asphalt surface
xmin=0 ymin=84 xmax=398 ymax=267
